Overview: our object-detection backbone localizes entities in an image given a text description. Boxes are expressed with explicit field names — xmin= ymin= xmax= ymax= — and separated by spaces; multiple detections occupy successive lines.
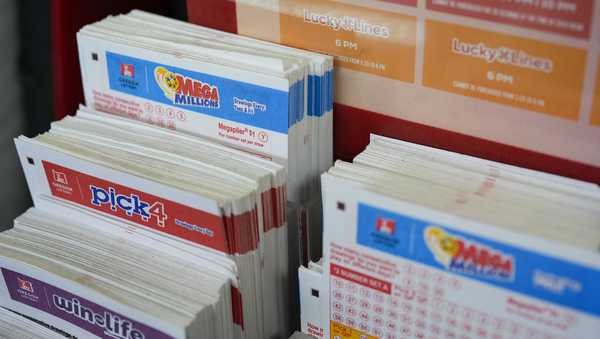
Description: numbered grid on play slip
xmin=330 ymin=262 xmax=564 ymax=339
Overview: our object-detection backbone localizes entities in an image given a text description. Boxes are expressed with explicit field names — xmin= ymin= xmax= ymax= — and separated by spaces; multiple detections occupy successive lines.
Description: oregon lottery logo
xmin=154 ymin=66 xmax=220 ymax=109
xmin=120 ymin=63 xmax=135 ymax=78
xmin=425 ymin=226 xmax=514 ymax=281
xmin=17 ymin=277 xmax=34 ymax=293
xmin=90 ymin=185 xmax=168 ymax=228
xmin=375 ymin=217 xmax=396 ymax=235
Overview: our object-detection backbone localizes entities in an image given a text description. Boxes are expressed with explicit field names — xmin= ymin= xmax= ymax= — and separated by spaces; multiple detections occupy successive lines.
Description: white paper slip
xmin=316 ymin=136 xmax=600 ymax=339
xmin=13 ymin=107 xmax=295 ymax=339
xmin=0 ymin=207 xmax=235 ymax=339
xmin=77 ymin=11 xmax=333 ymax=205
xmin=0 ymin=307 xmax=66 ymax=339
xmin=299 ymin=264 xmax=325 ymax=339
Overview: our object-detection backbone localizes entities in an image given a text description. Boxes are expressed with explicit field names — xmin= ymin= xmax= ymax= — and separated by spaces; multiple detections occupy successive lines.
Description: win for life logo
xmin=52 ymin=295 xmax=146 ymax=339
xmin=424 ymin=226 xmax=514 ymax=282
xmin=90 ymin=185 xmax=168 ymax=228
xmin=155 ymin=66 xmax=220 ymax=109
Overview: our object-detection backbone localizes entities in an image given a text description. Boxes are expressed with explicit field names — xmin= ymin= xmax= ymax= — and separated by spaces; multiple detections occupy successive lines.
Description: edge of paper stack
xmin=299 ymin=134 xmax=600 ymax=339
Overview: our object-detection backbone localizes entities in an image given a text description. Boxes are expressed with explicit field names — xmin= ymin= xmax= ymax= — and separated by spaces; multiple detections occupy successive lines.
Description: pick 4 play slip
xmin=301 ymin=135 xmax=600 ymax=339
xmin=11 ymin=106 xmax=293 ymax=339
xmin=76 ymin=11 xmax=334 ymax=263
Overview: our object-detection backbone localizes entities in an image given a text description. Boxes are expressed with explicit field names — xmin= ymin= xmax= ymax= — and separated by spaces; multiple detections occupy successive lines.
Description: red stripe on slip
xmin=266 ymin=185 xmax=287 ymax=230
xmin=330 ymin=263 xmax=392 ymax=295
xmin=261 ymin=190 xmax=273 ymax=232
xmin=230 ymin=286 xmax=244 ymax=329
xmin=42 ymin=161 xmax=230 ymax=253
xmin=223 ymin=208 xmax=260 ymax=255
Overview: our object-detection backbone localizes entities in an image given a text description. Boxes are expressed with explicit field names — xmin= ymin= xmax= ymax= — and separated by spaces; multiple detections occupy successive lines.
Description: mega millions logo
xmin=154 ymin=66 xmax=220 ymax=109
xmin=425 ymin=226 xmax=514 ymax=281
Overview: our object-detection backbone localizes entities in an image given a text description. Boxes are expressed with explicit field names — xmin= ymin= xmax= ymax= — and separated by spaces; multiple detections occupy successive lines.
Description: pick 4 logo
xmin=424 ymin=226 xmax=514 ymax=281
xmin=155 ymin=66 xmax=220 ymax=109
xmin=90 ymin=185 xmax=168 ymax=228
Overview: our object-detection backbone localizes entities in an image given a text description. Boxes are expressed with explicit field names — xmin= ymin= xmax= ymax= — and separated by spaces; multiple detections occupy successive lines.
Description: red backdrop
xmin=51 ymin=0 xmax=173 ymax=121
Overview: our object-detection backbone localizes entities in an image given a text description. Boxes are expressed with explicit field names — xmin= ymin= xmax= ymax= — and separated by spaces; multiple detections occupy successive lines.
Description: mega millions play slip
xmin=8 ymin=106 xmax=294 ymax=339
xmin=303 ymin=135 xmax=600 ymax=339
xmin=77 ymin=10 xmax=334 ymax=207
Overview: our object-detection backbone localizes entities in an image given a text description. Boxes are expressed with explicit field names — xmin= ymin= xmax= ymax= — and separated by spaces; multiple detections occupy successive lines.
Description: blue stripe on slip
xmin=106 ymin=52 xmax=291 ymax=133
xmin=356 ymin=202 xmax=600 ymax=317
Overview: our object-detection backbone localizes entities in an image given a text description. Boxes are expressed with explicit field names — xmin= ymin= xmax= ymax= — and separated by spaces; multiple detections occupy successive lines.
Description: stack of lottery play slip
xmin=0 ymin=307 xmax=66 ymax=339
xmin=306 ymin=135 xmax=600 ymax=339
xmin=8 ymin=106 xmax=292 ymax=339
xmin=0 ymin=206 xmax=237 ymax=339
xmin=77 ymin=10 xmax=334 ymax=207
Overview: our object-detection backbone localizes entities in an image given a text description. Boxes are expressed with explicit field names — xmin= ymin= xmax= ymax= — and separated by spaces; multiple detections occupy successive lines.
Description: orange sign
xmin=280 ymin=0 xmax=417 ymax=82
xmin=423 ymin=20 xmax=587 ymax=120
